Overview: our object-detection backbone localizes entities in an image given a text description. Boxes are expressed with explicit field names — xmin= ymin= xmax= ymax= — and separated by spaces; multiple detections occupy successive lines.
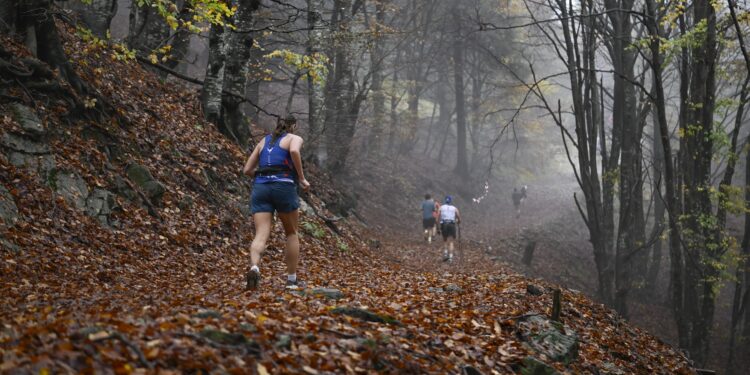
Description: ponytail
xmin=270 ymin=115 xmax=297 ymax=145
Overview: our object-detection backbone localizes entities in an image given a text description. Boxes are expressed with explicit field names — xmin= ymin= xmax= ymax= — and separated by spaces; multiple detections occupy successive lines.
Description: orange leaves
xmin=0 ymin=25 xmax=694 ymax=375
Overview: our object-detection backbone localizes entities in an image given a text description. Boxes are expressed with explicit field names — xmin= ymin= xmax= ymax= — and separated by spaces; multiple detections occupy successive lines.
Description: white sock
xmin=288 ymin=274 xmax=297 ymax=282
xmin=251 ymin=265 xmax=259 ymax=273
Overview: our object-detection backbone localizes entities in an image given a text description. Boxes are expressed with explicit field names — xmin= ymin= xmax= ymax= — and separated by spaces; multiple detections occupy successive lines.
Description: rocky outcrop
xmin=85 ymin=188 xmax=116 ymax=225
xmin=1 ymin=104 xmax=55 ymax=179
xmin=2 ymin=104 xmax=117 ymax=226
xmin=517 ymin=314 xmax=578 ymax=370
xmin=0 ymin=184 xmax=18 ymax=228
xmin=52 ymin=170 xmax=89 ymax=210
xmin=10 ymin=104 xmax=46 ymax=137
xmin=126 ymin=163 xmax=166 ymax=204
xmin=51 ymin=170 xmax=117 ymax=226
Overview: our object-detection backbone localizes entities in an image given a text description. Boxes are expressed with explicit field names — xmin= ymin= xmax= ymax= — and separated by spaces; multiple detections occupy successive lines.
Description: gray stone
xmin=113 ymin=176 xmax=138 ymax=201
xmin=599 ymin=362 xmax=625 ymax=374
xmin=299 ymin=198 xmax=315 ymax=217
xmin=239 ymin=323 xmax=257 ymax=332
xmin=199 ymin=329 xmax=248 ymax=346
xmin=142 ymin=180 xmax=166 ymax=202
xmin=2 ymin=133 xmax=49 ymax=154
xmin=178 ymin=195 xmax=194 ymax=210
xmin=0 ymin=238 xmax=20 ymax=252
xmin=126 ymin=164 xmax=166 ymax=203
xmin=2 ymin=132 xmax=55 ymax=179
xmin=308 ymin=288 xmax=344 ymax=300
xmin=0 ymin=185 xmax=19 ymax=228
xmin=85 ymin=188 xmax=115 ymax=225
xmin=237 ymin=201 xmax=251 ymax=217
xmin=10 ymin=104 xmax=45 ymax=137
xmin=331 ymin=306 xmax=401 ymax=325
xmin=527 ymin=284 xmax=545 ymax=296
xmin=193 ymin=309 xmax=222 ymax=319
xmin=275 ymin=334 xmax=292 ymax=350
xmin=445 ymin=284 xmax=463 ymax=293
xmin=126 ymin=163 xmax=154 ymax=186
xmin=8 ymin=151 xmax=56 ymax=178
xmin=461 ymin=365 xmax=483 ymax=375
xmin=54 ymin=171 xmax=89 ymax=210
xmin=518 ymin=315 xmax=578 ymax=364
xmin=71 ymin=326 xmax=108 ymax=341
xmin=428 ymin=287 xmax=444 ymax=293
xmin=520 ymin=356 xmax=559 ymax=375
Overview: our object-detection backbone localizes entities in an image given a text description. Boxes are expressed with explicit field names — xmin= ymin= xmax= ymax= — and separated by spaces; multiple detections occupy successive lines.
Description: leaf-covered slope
xmin=0 ymin=25 xmax=694 ymax=374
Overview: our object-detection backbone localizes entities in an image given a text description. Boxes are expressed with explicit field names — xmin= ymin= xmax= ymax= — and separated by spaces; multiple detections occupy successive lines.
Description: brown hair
xmin=270 ymin=115 xmax=296 ymax=144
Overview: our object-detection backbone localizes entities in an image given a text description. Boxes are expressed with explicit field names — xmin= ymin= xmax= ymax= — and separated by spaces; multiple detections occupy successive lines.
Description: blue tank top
xmin=255 ymin=134 xmax=296 ymax=184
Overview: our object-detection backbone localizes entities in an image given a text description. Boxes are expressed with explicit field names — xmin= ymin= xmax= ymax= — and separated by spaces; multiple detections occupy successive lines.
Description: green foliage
xmin=264 ymin=50 xmax=329 ymax=85
xmin=76 ymin=26 xmax=137 ymax=61
xmin=132 ymin=0 xmax=233 ymax=30
xmin=76 ymin=26 xmax=107 ymax=49
xmin=337 ymin=240 xmax=349 ymax=253
xmin=301 ymin=221 xmax=326 ymax=239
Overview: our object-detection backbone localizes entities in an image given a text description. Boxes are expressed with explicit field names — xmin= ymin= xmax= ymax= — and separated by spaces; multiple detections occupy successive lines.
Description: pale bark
xmin=162 ymin=3 xmax=194 ymax=75
xmin=201 ymin=24 xmax=226 ymax=125
xmin=128 ymin=1 xmax=170 ymax=54
xmin=452 ymin=5 xmax=467 ymax=178
xmin=306 ymin=0 xmax=325 ymax=162
xmin=221 ymin=0 xmax=261 ymax=147
xmin=63 ymin=0 xmax=117 ymax=37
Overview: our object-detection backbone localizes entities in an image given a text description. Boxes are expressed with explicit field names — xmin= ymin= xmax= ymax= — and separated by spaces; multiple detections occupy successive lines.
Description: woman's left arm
xmin=243 ymin=142 xmax=262 ymax=176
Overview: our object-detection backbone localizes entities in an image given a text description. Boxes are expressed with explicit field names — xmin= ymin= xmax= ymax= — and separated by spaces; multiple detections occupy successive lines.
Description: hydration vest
xmin=254 ymin=134 xmax=296 ymax=184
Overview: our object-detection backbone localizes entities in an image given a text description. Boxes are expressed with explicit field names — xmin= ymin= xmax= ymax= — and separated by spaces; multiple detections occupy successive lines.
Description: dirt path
xmin=368 ymin=175 xmax=592 ymax=286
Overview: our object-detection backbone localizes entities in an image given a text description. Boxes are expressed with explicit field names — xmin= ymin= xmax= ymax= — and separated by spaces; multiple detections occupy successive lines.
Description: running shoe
xmin=285 ymin=279 xmax=306 ymax=290
xmin=246 ymin=268 xmax=260 ymax=290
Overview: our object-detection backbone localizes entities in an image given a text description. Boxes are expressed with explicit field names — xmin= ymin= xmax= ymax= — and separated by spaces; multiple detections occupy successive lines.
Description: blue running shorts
xmin=250 ymin=182 xmax=299 ymax=214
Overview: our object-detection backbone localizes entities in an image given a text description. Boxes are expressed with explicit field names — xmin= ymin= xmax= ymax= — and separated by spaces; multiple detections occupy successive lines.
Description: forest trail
xmin=368 ymin=172 xmax=585 ymax=278
xmin=0 ymin=27 xmax=695 ymax=373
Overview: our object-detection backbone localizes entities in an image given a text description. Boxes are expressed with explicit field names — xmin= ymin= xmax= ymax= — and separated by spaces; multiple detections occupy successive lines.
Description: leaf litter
xmin=0 ymin=23 xmax=695 ymax=374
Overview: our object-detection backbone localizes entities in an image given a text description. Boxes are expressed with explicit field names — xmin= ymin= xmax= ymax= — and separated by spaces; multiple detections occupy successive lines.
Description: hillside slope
xmin=0 ymin=25 xmax=695 ymax=374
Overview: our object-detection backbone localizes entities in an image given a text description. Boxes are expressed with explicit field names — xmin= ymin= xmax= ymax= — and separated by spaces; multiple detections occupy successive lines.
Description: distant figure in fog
xmin=439 ymin=195 xmax=461 ymax=262
xmin=421 ymin=194 xmax=437 ymax=243
xmin=433 ymin=198 xmax=441 ymax=235
xmin=512 ymin=187 xmax=523 ymax=218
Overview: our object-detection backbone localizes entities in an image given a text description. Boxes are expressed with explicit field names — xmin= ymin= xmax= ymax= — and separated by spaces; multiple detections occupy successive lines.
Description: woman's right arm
xmin=289 ymin=135 xmax=310 ymax=190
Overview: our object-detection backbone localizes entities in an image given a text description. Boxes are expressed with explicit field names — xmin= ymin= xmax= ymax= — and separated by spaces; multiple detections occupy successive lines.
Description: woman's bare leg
xmin=277 ymin=210 xmax=300 ymax=275
xmin=250 ymin=212 xmax=273 ymax=267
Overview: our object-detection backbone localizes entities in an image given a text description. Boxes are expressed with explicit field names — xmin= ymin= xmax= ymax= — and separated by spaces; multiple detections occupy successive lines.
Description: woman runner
xmin=242 ymin=116 xmax=311 ymax=290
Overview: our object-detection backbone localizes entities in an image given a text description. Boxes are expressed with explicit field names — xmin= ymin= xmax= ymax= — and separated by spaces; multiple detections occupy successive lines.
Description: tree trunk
xmin=646 ymin=110 xmax=665 ymax=292
xmin=644 ymin=0 xmax=687 ymax=359
xmin=17 ymin=0 xmax=86 ymax=93
xmin=433 ymin=71 xmax=451 ymax=162
xmin=681 ymin=0 xmax=718 ymax=365
xmin=324 ymin=0 xmax=356 ymax=173
xmin=469 ymin=50 xmax=483 ymax=172
xmin=0 ymin=0 xmax=17 ymax=33
xmin=452 ymin=8 xmax=468 ymax=178
xmin=306 ymin=0 xmax=325 ymax=163
xmin=128 ymin=1 xmax=170 ymax=55
xmin=605 ymin=0 xmax=642 ymax=318
xmin=201 ymin=23 xmax=226 ymax=125
xmin=220 ymin=0 xmax=261 ymax=147
xmin=162 ymin=3 xmax=194 ymax=75
xmin=725 ymin=1 xmax=750 ymax=372
xmin=62 ymin=0 xmax=117 ymax=37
